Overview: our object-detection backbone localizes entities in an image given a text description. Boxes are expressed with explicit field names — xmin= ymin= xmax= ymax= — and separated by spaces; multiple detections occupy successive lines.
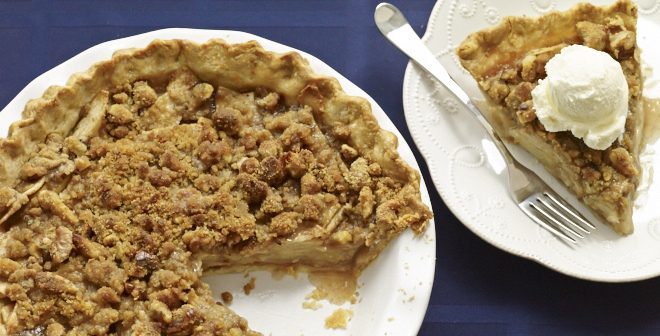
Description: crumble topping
xmin=323 ymin=308 xmax=353 ymax=330
xmin=220 ymin=292 xmax=233 ymax=305
xmin=0 ymin=66 xmax=431 ymax=334
xmin=242 ymin=277 xmax=255 ymax=296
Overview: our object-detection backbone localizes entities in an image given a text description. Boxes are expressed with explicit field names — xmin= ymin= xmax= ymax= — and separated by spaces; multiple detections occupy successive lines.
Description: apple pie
xmin=457 ymin=0 xmax=642 ymax=235
xmin=0 ymin=39 xmax=432 ymax=334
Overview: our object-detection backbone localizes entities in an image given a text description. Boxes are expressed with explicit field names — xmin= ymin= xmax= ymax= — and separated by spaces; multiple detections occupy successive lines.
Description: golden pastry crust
xmin=0 ymin=39 xmax=432 ymax=334
xmin=457 ymin=0 xmax=641 ymax=235
xmin=457 ymin=0 xmax=637 ymax=80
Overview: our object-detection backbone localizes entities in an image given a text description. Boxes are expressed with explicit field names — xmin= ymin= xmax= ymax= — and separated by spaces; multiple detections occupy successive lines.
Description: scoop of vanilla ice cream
xmin=531 ymin=44 xmax=629 ymax=150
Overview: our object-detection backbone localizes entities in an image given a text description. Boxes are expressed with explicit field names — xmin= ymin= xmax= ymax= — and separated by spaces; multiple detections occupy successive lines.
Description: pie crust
xmin=0 ymin=39 xmax=432 ymax=334
xmin=457 ymin=0 xmax=642 ymax=235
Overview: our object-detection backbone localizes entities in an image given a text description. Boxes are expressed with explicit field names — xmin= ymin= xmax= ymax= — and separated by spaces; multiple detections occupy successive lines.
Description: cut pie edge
xmin=457 ymin=0 xmax=642 ymax=235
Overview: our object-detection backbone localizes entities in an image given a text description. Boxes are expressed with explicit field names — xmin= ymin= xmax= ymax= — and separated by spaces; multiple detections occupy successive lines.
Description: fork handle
xmin=374 ymin=3 xmax=516 ymax=168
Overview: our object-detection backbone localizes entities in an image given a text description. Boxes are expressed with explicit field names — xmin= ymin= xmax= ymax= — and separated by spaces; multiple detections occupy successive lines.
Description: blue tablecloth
xmin=2 ymin=1 xmax=659 ymax=335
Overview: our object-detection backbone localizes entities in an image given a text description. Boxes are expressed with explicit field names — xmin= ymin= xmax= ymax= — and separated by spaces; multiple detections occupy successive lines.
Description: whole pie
xmin=457 ymin=0 xmax=642 ymax=235
xmin=0 ymin=39 xmax=432 ymax=334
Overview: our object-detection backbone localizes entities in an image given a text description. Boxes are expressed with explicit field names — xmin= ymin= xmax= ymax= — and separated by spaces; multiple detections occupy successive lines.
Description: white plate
xmin=0 ymin=29 xmax=435 ymax=335
xmin=403 ymin=0 xmax=660 ymax=282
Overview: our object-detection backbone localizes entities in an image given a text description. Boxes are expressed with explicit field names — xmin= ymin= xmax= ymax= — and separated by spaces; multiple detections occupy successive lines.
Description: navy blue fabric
xmin=2 ymin=1 xmax=660 ymax=335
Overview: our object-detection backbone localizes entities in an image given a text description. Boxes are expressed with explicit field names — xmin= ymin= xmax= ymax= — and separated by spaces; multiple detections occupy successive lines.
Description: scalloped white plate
xmin=0 ymin=29 xmax=435 ymax=335
xmin=403 ymin=0 xmax=660 ymax=282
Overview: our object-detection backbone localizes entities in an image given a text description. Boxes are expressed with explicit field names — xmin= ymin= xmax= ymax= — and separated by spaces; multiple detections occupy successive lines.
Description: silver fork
xmin=374 ymin=3 xmax=596 ymax=244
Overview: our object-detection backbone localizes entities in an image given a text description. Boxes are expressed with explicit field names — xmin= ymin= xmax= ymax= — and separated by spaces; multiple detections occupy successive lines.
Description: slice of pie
xmin=0 ymin=39 xmax=432 ymax=334
xmin=457 ymin=0 xmax=642 ymax=235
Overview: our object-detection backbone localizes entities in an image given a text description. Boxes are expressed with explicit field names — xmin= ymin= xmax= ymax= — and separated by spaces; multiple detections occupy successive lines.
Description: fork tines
xmin=523 ymin=192 xmax=595 ymax=244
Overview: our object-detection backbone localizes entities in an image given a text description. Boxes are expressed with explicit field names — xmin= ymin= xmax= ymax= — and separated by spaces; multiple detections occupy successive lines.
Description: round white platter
xmin=0 ymin=29 xmax=436 ymax=335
